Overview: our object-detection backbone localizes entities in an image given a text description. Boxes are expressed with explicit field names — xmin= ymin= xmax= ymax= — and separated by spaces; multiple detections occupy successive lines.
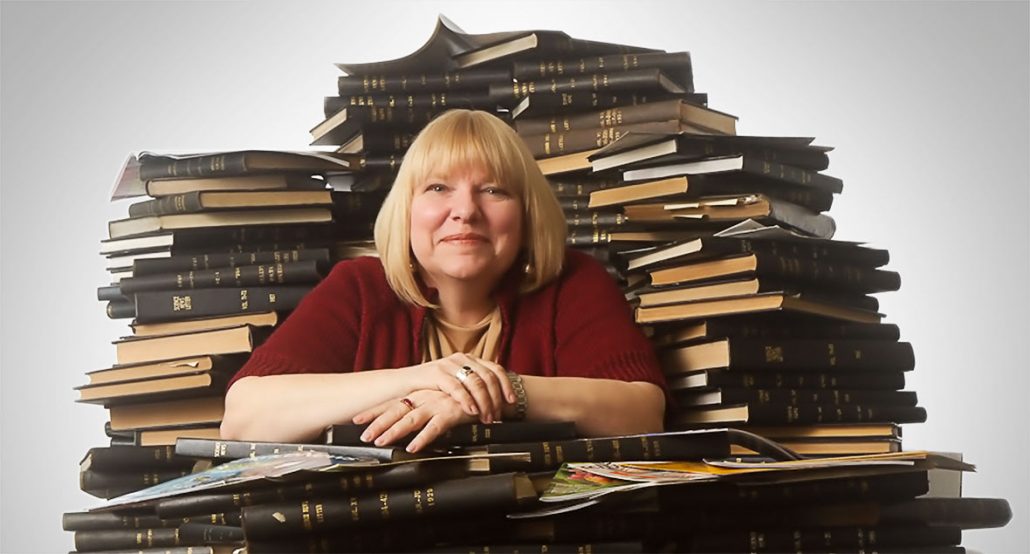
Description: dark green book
xmin=173 ymin=437 xmax=416 ymax=463
xmin=336 ymin=67 xmax=510 ymax=95
xmin=131 ymin=247 xmax=331 ymax=277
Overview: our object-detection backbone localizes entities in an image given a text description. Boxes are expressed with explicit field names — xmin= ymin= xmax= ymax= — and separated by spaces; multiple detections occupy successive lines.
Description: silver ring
xmin=455 ymin=365 xmax=474 ymax=382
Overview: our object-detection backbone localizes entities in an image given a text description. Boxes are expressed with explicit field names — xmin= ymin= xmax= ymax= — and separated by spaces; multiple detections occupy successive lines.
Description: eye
xmin=425 ymin=183 xmax=447 ymax=193
xmin=482 ymin=186 xmax=510 ymax=196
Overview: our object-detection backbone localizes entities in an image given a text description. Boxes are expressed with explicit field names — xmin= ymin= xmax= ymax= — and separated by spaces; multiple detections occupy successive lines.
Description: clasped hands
xmin=351 ymin=353 xmax=517 ymax=453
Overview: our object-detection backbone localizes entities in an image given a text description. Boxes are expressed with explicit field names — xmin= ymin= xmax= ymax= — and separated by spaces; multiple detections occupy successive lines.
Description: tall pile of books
xmin=64 ymin=15 xmax=1011 ymax=554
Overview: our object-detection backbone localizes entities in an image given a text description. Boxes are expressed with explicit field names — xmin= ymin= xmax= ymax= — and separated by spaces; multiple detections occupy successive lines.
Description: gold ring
xmin=455 ymin=366 xmax=474 ymax=382
xmin=400 ymin=397 xmax=415 ymax=411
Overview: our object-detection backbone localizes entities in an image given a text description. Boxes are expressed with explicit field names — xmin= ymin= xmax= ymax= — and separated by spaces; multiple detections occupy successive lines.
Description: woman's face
xmin=409 ymin=165 xmax=523 ymax=289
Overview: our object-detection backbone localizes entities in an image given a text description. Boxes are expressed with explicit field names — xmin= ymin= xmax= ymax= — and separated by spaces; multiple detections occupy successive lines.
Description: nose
xmin=450 ymin=187 xmax=480 ymax=222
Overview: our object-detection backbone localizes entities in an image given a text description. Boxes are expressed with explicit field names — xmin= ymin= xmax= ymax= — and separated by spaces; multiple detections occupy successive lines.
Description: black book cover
xmin=73 ymin=527 xmax=183 ymax=551
xmin=131 ymin=246 xmax=331 ymax=277
xmin=79 ymin=445 xmax=196 ymax=472
xmin=666 ymin=369 xmax=907 ymax=392
xmin=119 ymin=259 xmax=328 ymax=294
xmin=325 ymin=421 xmax=578 ymax=449
xmin=337 ymin=67 xmax=511 ymax=95
xmin=240 ymin=472 xmax=535 ymax=539
xmin=131 ymin=284 xmax=313 ymax=323
xmin=173 ymin=437 xmax=415 ymax=463
xmin=662 ymin=338 xmax=916 ymax=372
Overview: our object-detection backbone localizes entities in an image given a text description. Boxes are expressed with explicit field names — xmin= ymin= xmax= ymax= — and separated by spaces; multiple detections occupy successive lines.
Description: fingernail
xmin=470 ymin=406 xmax=479 ymax=415
xmin=374 ymin=437 xmax=385 ymax=446
xmin=360 ymin=432 xmax=370 ymax=442
xmin=406 ymin=445 xmax=416 ymax=453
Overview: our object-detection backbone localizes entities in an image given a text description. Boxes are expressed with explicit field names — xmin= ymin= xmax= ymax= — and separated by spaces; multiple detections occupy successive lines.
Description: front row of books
xmin=66 ymin=426 xmax=1010 ymax=553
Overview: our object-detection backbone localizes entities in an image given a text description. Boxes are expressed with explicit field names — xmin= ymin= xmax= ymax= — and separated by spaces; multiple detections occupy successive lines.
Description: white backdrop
xmin=2 ymin=1 xmax=1027 ymax=552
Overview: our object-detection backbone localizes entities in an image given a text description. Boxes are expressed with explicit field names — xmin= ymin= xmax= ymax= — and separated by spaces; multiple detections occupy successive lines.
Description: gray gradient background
xmin=1 ymin=1 xmax=1027 ymax=551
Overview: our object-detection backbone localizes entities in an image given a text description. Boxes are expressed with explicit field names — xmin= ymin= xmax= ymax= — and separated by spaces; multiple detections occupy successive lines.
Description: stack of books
xmin=64 ymin=15 xmax=1013 ymax=554
xmin=75 ymin=150 xmax=382 ymax=499
xmin=65 ymin=428 xmax=1011 ymax=553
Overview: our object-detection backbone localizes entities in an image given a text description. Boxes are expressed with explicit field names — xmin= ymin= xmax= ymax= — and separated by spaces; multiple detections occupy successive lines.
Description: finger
xmin=451 ymin=358 xmax=496 ymax=423
xmin=361 ymin=400 xmax=415 ymax=445
xmin=374 ymin=406 xmax=427 ymax=447
xmin=406 ymin=413 xmax=456 ymax=453
xmin=352 ymin=399 xmax=394 ymax=427
xmin=478 ymin=360 xmax=516 ymax=405
xmin=460 ymin=357 xmax=506 ymax=421
xmin=435 ymin=370 xmax=480 ymax=416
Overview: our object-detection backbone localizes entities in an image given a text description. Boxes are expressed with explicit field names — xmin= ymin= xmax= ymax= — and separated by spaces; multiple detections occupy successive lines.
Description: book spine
xmin=671 ymin=370 xmax=907 ymax=391
xmin=177 ymin=522 xmax=245 ymax=544
xmin=240 ymin=473 xmax=525 ymax=540
xmin=754 ymin=253 xmax=902 ymax=293
xmin=354 ymin=127 xmax=419 ymax=154
xmin=878 ymin=497 xmax=1013 ymax=529
xmin=132 ymin=247 xmax=331 ymax=276
xmin=330 ymin=91 xmax=495 ymax=114
xmin=705 ymin=237 xmax=890 ymax=268
xmin=698 ymin=388 xmax=918 ymax=407
xmin=512 ymin=51 xmax=692 ymax=80
xmin=521 ymin=120 xmax=688 ymax=158
xmin=550 ymin=178 xmax=619 ymax=197
xmin=742 ymin=403 xmax=928 ymax=425
xmin=565 ymin=211 xmax=629 ymax=229
xmin=327 ymin=422 xmax=579 ymax=448
xmin=660 ymin=470 xmax=929 ymax=508
xmin=131 ymin=285 xmax=313 ymax=323
xmin=486 ymin=433 xmax=729 ymax=472
xmin=62 ymin=512 xmax=170 ymax=532
xmin=140 ymin=154 xmax=248 ymax=181
xmin=119 ymin=260 xmax=326 ymax=294
xmin=173 ymin=438 xmax=402 ymax=462
xmin=726 ymin=339 xmax=915 ymax=371
xmin=566 ymin=228 xmax=613 ymax=246
xmin=742 ymin=156 xmax=844 ymax=193
xmin=83 ymin=445 xmax=195 ymax=470
xmin=515 ymin=99 xmax=683 ymax=135
xmin=73 ymin=528 xmax=183 ymax=551
xmin=656 ymin=320 xmax=901 ymax=344
xmin=127 ymin=192 xmax=205 ymax=218
xmin=155 ymin=462 xmax=470 ymax=518
xmin=97 ymin=285 xmax=126 ymax=302
xmin=337 ymin=68 xmax=510 ymax=95
xmin=428 ymin=542 xmax=645 ymax=554
xmin=688 ymin=525 xmax=961 ymax=553
xmin=490 ymin=69 xmax=665 ymax=105
xmin=107 ymin=300 xmax=136 ymax=320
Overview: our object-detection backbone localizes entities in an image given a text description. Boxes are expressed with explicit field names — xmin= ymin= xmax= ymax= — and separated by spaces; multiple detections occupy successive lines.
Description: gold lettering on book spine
xmin=765 ymin=346 xmax=784 ymax=363
xmin=349 ymin=497 xmax=360 ymax=522
xmin=541 ymin=442 xmax=552 ymax=465
xmin=301 ymin=501 xmax=312 ymax=530
xmin=610 ymin=439 xmax=622 ymax=460
xmin=379 ymin=492 xmax=390 ymax=519
xmin=239 ymin=289 xmax=249 ymax=311
xmin=413 ymin=489 xmax=423 ymax=514
xmin=172 ymin=295 xmax=192 ymax=312
xmin=426 ymin=487 xmax=436 ymax=508
xmin=828 ymin=343 xmax=837 ymax=366
xmin=315 ymin=502 xmax=324 ymax=525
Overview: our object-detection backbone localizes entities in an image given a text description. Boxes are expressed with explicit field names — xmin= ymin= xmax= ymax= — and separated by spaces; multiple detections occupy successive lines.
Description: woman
xmin=220 ymin=110 xmax=666 ymax=452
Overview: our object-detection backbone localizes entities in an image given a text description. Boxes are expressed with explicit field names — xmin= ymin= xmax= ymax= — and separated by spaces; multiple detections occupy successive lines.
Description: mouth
xmin=441 ymin=233 xmax=488 ymax=244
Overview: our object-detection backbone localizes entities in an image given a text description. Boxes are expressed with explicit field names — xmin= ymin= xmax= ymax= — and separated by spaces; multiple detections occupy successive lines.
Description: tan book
xmin=76 ymin=372 xmax=229 ymax=404
xmin=635 ymin=293 xmax=883 ymax=325
xmin=145 ymin=174 xmax=327 ymax=197
xmin=732 ymin=438 xmax=900 ymax=457
xmin=138 ymin=426 xmax=223 ymax=447
xmin=108 ymin=207 xmax=332 ymax=240
xmin=109 ymin=396 xmax=225 ymax=431
xmin=114 ymin=325 xmax=268 ymax=365
xmin=588 ymin=176 xmax=691 ymax=208
xmin=131 ymin=312 xmax=279 ymax=337
xmin=536 ymin=149 xmax=598 ymax=175
xmin=84 ymin=355 xmax=243 ymax=386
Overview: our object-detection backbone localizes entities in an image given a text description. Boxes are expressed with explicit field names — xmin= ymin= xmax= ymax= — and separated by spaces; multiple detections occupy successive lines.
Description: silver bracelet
xmin=506 ymin=371 xmax=527 ymax=421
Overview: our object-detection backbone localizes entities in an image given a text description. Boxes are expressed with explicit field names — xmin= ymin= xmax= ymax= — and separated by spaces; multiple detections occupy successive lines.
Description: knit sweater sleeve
xmin=553 ymin=250 xmax=667 ymax=391
xmin=226 ymin=258 xmax=368 ymax=389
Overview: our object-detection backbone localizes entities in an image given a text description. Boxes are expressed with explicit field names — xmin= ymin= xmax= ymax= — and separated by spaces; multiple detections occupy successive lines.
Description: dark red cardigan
xmin=228 ymin=249 xmax=666 ymax=390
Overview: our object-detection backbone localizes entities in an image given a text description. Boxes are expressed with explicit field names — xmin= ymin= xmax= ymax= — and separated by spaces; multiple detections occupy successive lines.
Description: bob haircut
xmin=374 ymin=109 xmax=568 ymax=308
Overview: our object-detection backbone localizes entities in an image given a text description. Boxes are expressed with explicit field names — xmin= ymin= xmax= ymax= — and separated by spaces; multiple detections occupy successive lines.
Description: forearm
xmin=221 ymin=368 xmax=419 ymax=443
xmin=513 ymin=376 xmax=665 ymax=437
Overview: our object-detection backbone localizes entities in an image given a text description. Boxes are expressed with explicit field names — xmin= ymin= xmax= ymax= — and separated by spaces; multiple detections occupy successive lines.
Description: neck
xmin=427 ymin=276 xmax=497 ymax=326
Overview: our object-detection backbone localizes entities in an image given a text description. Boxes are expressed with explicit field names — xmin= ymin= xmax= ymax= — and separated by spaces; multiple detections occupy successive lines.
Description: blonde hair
xmin=374 ymin=109 xmax=567 ymax=308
